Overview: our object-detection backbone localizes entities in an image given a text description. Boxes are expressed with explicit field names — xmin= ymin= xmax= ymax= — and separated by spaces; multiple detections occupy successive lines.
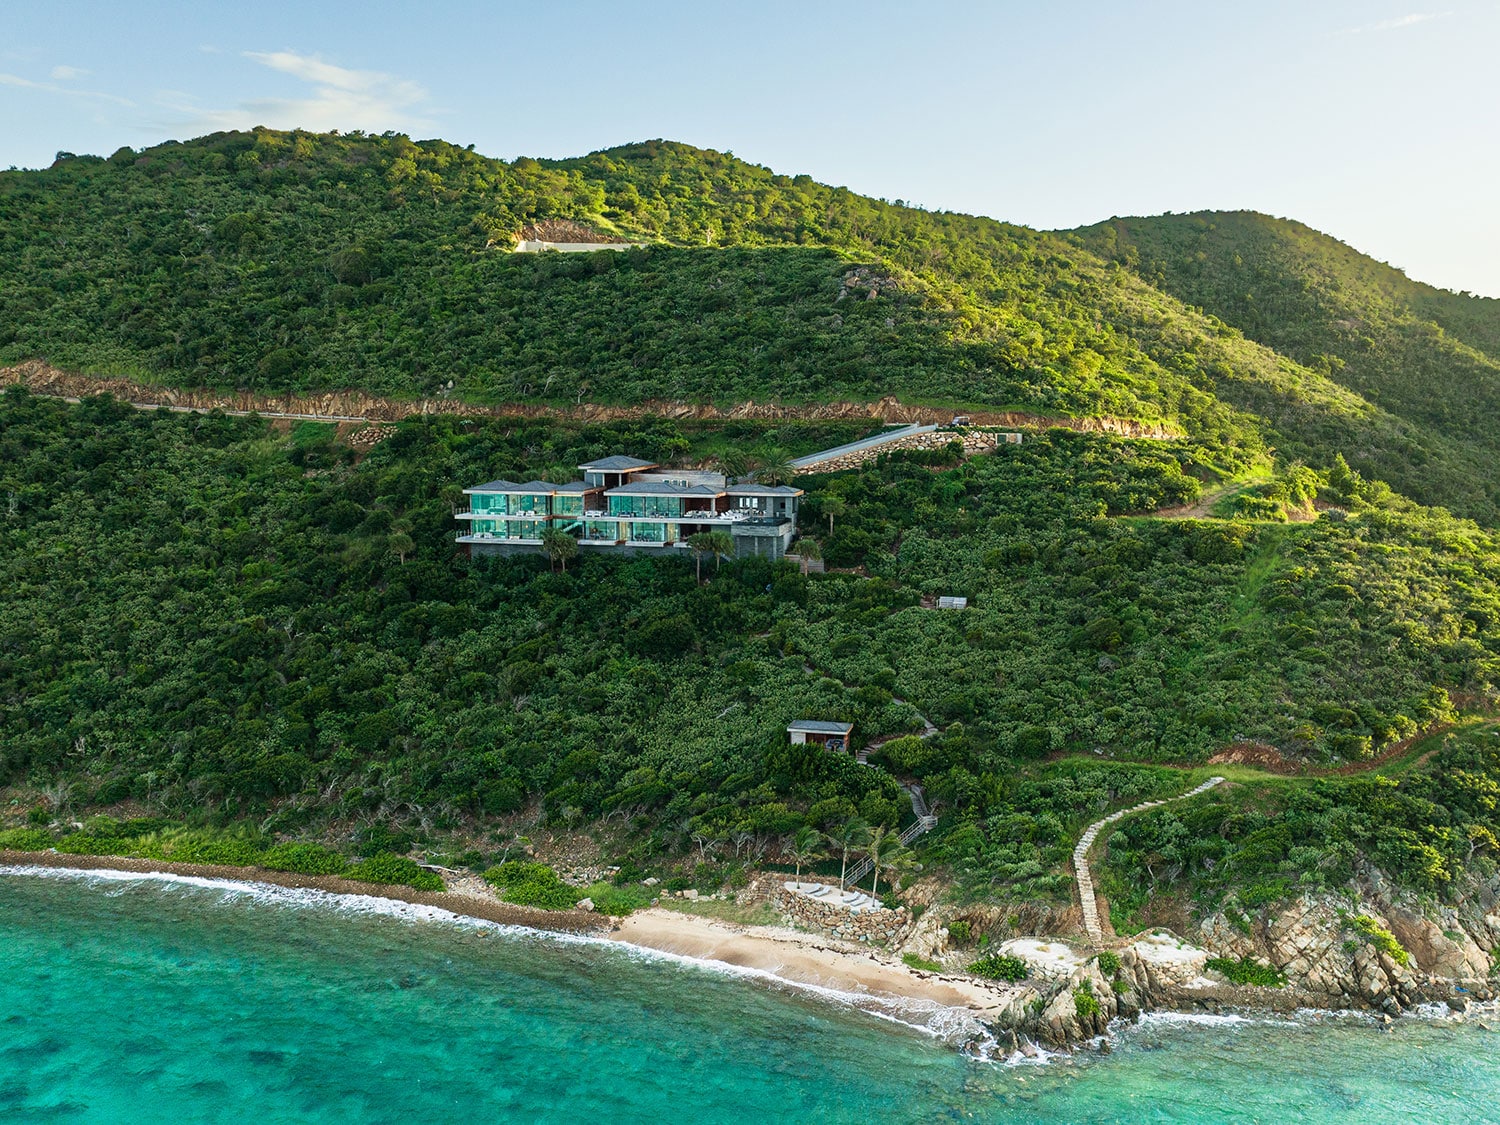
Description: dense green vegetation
xmin=15 ymin=129 xmax=1500 ymax=522
xmin=6 ymin=133 xmax=1500 ymax=923
xmin=1079 ymin=212 xmax=1500 ymax=522
xmin=0 ymin=819 xmax=442 ymax=890
xmin=1204 ymin=956 xmax=1287 ymax=988
xmin=1098 ymin=724 xmax=1500 ymax=927
xmin=3 ymin=390 xmax=1499 ymax=912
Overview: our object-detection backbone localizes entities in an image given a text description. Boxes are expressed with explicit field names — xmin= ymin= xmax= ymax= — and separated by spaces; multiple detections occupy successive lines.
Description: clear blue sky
xmin=5 ymin=1 xmax=1499 ymax=294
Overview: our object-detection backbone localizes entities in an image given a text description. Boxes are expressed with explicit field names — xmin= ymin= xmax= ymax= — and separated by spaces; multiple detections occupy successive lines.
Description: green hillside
xmin=4 ymin=132 xmax=1500 ymax=919
xmin=1077 ymin=211 xmax=1500 ymax=521
xmin=2 ymin=392 xmax=1497 ymax=905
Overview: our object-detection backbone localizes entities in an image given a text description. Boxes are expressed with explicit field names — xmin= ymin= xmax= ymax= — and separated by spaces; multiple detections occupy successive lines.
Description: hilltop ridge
xmin=3 ymin=129 xmax=1500 ymax=523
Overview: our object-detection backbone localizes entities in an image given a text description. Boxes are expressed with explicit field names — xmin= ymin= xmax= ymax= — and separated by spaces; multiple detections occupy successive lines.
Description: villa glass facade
xmin=459 ymin=456 xmax=803 ymax=560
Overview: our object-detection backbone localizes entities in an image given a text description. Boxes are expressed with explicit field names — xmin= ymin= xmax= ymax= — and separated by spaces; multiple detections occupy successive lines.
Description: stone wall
xmin=765 ymin=879 xmax=914 ymax=945
xmin=795 ymin=428 xmax=1013 ymax=474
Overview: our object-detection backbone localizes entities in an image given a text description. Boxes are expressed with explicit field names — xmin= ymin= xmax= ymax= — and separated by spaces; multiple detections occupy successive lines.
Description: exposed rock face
xmin=1188 ymin=873 xmax=1499 ymax=1015
xmin=895 ymin=910 xmax=949 ymax=961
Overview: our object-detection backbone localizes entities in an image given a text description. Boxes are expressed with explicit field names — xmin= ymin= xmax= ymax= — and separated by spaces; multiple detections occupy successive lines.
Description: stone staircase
xmin=1072 ymin=776 xmax=1225 ymax=942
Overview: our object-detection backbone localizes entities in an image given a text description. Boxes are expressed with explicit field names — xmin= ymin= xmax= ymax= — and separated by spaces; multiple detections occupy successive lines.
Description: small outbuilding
xmin=787 ymin=719 xmax=854 ymax=752
xmin=937 ymin=596 xmax=968 ymax=609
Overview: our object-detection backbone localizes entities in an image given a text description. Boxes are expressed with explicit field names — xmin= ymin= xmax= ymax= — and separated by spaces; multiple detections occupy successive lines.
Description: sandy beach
xmin=610 ymin=908 xmax=1017 ymax=1018
xmin=0 ymin=850 xmax=1014 ymax=1022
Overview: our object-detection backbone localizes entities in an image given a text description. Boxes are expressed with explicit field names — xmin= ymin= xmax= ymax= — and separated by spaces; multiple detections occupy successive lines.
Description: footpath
xmin=1072 ymin=776 xmax=1225 ymax=942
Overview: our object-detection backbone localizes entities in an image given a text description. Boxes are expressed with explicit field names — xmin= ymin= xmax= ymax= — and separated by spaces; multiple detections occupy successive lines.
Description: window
xmin=583 ymin=519 xmax=619 ymax=541
xmin=555 ymin=495 xmax=583 ymax=517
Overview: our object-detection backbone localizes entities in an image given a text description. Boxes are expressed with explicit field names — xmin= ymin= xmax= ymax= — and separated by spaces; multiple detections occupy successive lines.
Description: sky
xmin=4 ymin=1 xmax=1499 ymax=295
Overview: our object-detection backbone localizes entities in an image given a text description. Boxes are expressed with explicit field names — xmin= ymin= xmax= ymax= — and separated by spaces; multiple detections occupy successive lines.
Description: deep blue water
xmin=1 ymin=867 xmax=1497 ymax=1123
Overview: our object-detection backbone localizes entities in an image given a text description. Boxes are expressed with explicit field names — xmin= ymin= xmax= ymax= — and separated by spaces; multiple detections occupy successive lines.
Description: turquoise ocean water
xmin=1 ymin=867 xmax=1497 ymax=1124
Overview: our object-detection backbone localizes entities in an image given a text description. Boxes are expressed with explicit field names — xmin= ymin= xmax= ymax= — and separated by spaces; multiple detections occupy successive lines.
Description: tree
xmin=787 ymin=825 xmax=825 ymax=884
xmin=687 ymin=532 xmax=715 ymax=582
xmin=540 ymin=528 xmax=578 ymax=573
xmin=756 ymin=448 xmax=797 ymax=487
xmin=818 ymin=494 xmax=845 ymax=536
xmin=705 ymin=530 xmax=735 ymax=573
xmin=862 ymin=824 xmax=911 ymax=899
xmin=828 ymin=818 xmax=869 ymax=891
xmin=791 ymin=538 xmax=821 ymax=576
xmin=388 ymin=518 xmax=415 ymax=565
xmin=872 ymin=836 xmax=919 ymax=900
xmin=713 ymin=451 xmax=751 ymax=481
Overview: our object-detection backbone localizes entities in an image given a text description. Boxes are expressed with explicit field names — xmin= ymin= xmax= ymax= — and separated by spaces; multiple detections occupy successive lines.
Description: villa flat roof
xmin=605 ymin=482 xmax=722 ymax=496
xmin=726 ymin=484 xmax=804 ymax=496
xmin=467 ymin=480 xmax=558 ymax=494
xmin=788 ymin=719 xmax=854 ymax=734
xmin=579 ymin=455 xmax=658 ymax=471
xmin=464 ymin=479 xmax=522 ymax=493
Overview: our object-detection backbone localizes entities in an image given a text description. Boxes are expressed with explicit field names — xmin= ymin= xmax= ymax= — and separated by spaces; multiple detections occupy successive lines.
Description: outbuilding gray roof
xmin=579 ymin=455 xmax=658 ymax=471
xmin=787 ymin=719 xmax=854 ymax=734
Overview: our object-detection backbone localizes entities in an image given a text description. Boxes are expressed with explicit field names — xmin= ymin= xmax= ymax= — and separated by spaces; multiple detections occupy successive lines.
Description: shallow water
xmin=1 ymin=868 xmax=1497 ymax=1123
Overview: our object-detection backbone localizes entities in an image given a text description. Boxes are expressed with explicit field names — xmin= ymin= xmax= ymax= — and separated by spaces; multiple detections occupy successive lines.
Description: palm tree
xmin=540 ymin=528 xmax=578 ymax=573
xmin=872 ymin=837 xmax=920 ymax=901
xmin=687 ymin=532 xmax=714 ymax=582
xmin=828 ymin=818 xmax=869 ymax=891
xmin=705 ymin=530 xmax=735 ymax=572
xmin=792 ymin=538 xmax=821 ymax=575
xmin=755 ymin=447 xmax=797 ymax=487
xmin=787 ymin=825 xmax=825 ymax=884
xmin=713 ymin=451 xmax=751 ymax=481
xmin=863 ymin=824 xmax=905 ymax=899
xmin=818 ymin=494 xmax=846 ymax=536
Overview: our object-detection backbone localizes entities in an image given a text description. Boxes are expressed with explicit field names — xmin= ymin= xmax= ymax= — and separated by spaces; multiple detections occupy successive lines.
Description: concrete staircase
xmin=844 ymin=783 xmax=937 ymax=887
xmin=1072 ymin=776 xmax=1225 ymax=942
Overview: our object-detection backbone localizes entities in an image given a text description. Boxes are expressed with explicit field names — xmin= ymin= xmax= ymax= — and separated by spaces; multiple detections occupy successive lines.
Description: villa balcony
xmin=455 ymin=510 xmax=550 ymax=520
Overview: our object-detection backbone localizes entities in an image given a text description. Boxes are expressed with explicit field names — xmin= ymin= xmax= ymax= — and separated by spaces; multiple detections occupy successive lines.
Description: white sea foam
xmin=0 ymin=865 xmax=993 ymax=1050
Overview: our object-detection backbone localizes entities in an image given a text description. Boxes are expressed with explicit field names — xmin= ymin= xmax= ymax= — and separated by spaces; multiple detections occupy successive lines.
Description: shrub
xmin=1350 ymin=914 xmax=1410 ymax=966
xmin=1205 ymin=956 xmax=1287 ymax=987
xmin=903 ymin=953 xmax=943 ymax=973
xmin=484 ymin=861 xmax=578 ymax=910
xmin=261 ymin=842 xmax=349 ymax=876
xmin=582 ymin=882 xmax=652 ymax=916
xmin=1096 ymin=950 xmax=1121 ymax=976
xmin=0 ymin=827 xmax=55 ymax=850
xmin=54 ymin=833 xmax=133 ymax=855
xmin=945 ymin=919 xmax=972 ymax=945
xmin=1073 ymin=981 xmax=1101 ymax=1020
xmin=153 ymin=830 xmax=263 ymax=866
xmin=346 ymin=854 xmax=444 ymax=892
xmin=968 ymin=953 xmax=1028 ymax=981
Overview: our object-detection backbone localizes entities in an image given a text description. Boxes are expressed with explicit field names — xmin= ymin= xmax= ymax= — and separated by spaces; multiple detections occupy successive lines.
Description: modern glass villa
xmin=457 ymin=456 xmax=804 ymax=559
